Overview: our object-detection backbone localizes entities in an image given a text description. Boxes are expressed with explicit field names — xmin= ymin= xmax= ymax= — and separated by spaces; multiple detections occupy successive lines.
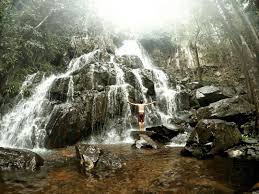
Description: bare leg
xmin=140 ymin=122 xmax=145 ymax=131
xmin=138 ymin=122 xmax=142 ymax=131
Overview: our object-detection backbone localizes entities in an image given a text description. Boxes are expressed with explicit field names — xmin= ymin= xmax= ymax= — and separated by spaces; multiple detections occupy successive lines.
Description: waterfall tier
xmin=0 ymin=40 xmax=179 ymax=149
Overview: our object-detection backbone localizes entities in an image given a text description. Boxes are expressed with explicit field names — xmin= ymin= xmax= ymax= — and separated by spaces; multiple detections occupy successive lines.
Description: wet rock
xmin=124 ymin=69 xmax=156 ymax=100
xmin=75 ymin=144 xmax=101 ymax=172
xmin=242 ymin=136 xmax=258 ymax=145
xmin=195 ymin=85 xmax=235 ymax=107
xmin=49 ymin=77 xmax=70 ymax=103
xmin=186 ymin=81 xmax=203 ymax=90
xmin=45 ymin=103 xmax=92 ymax=148
xmin=132 ymin=133 xmax=159 ymax=149
xmin=115 ymin=55 xmax=143 ymax=69
xmin=131 ymin=125 xmax=182 ymax=149
xmin=182 ymin=119 xmax=241 ymax=158
xmin=226 ymin=144 xmax=259 ymax=161
xmin=75 ymin=144 xmax=123 ymax=176
xmin=196 ymin=95 xmax=255 ymax=126
xmin=241 ymin=120 xmax=256 ymax=135
xmin=96 ymin=152 xmax=123 ymax=170
xmin=146 ymin=125 xmax=182 ymax=144
xmin=175 ymin=91 xmax=190 ymax=111
xmin=0 ymin=147 xmax=44 ymax=171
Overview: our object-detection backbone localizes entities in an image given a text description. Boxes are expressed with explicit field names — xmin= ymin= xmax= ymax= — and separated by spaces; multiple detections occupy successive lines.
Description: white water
xmin=18 ymin=73 xmax=37 ymax=99
xmin=89 ymin=56 xmax=133 ymax=144
xmin=0 ymin=40 xmax=181 ymax=148
xmin=116 ymin=40 xmax=178 ymax=126
xmin=66 ymin=76 xmax=74 ymax=103
xmin=0 ymin=51 xmax=98 ymax=148
xmin=116 ymin=40 xmax=152 ymax=69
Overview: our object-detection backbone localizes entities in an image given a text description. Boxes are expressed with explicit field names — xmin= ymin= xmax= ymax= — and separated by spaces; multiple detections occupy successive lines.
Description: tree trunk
xmin=231 ymin=0 xmax=259 ymax=64
xmin=216 ymin=0 xmax=259 ymax=134
xmin=194 ymin=43 xmax=202 ymax=82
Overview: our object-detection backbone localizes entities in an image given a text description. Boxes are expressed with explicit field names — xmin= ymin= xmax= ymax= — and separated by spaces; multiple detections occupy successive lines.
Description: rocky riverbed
xmin=0 ymin=144 xmax=259 ymax=194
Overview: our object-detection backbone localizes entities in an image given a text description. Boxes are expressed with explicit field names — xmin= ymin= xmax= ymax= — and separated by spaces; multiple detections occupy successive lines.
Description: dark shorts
xmin=138 ymin=112 xmax=145 ymax=122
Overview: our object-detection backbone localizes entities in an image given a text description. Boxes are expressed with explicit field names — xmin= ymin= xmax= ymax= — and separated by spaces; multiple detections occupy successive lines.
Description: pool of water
xmin=0 ymin=144 xmax=258 ymax=194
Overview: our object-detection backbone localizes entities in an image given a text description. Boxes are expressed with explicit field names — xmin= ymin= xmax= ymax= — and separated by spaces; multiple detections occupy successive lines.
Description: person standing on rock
xmin=127 ymin=99 xmax=156 ymax=131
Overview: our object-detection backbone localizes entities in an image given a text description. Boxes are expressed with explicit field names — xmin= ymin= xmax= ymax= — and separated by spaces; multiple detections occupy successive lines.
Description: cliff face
xmin=140 ymin=35 xmax=246 ymax=90
xmin=44 ymin=48 xmax=159 ymax=148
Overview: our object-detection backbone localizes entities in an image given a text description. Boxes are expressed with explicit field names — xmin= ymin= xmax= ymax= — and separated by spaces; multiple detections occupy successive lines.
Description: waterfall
xmin=0 ymin=40 xmax=179 ymax=148
xmin=66 ymin=76 xmax=74 ymax=103
xmin=0 ymin=75 xmax=56 ymax=148
xmin=0 ymin=50 xmax=98 ymax=148
xmin=116 ymin=40 xmax=178 ymax=126
xmin=116 ymin=40 xmax=152 ymax=69
xmin=18 ymin=73 xmax=37 ymax=99
xmin=89 ymin=56 xmax=133 ymax=144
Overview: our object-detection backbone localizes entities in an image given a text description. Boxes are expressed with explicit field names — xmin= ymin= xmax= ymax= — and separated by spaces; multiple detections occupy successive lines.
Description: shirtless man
xmin=128 ymin=100 xmax=156 ymax=131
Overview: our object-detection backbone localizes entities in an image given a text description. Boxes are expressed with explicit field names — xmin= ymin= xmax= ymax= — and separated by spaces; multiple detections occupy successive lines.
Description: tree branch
xmin=34 ymin=10 xmax=53 ymax=30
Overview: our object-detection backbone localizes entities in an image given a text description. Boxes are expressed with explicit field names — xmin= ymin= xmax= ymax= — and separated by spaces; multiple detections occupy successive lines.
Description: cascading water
xmin=0 ymin=40 xmax=180 ymax=148
xmin=89 ymin=56 xmax=134 ymax=144
xmin=0 ymin=51 xmax=98 ymax=148
xmin=116 ymin=40 xmax=178 ymax=126
xmin=18 ymin=73 xmax=37 ymax=99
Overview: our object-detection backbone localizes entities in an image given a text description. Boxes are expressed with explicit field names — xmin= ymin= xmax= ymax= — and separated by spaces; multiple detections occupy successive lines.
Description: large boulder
xmin=195 ymin=85 xmax=236 ymax=107
xmin=181 ymin=119 xmax=241 ymax=158
xmin=196 ymin=95 xmax=255 ymax=126
xmin=75 ymin=144 xmax=101 ymax=172
xmin=131 ymin=125 xmax=182 ymax=148
xmin=146 ymin=125 xmax=183 ymax=144
xmin=0 ymin=147 xmax=44 ymax=171
xmin=45 ymin=90 xmax=109 ymax=148
xmin=75 ymin=144 xmax=123 ymax=177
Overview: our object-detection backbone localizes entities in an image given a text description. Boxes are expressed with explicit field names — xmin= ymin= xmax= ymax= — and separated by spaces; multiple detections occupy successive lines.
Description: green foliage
xmin=0 ymin=0 xmax=93 ymax=101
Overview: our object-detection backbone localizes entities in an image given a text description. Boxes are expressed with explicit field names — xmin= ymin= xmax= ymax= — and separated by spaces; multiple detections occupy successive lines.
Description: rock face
xmin=49 ymin=77 xmax=70 ymax=103
xmin=182 ymin=119 xmax=241 ymax=158
xmin=0 ymin=147 xmax=44 ymax=171
xmin=196 ymin=95 xmax=255 ymax=126
xmin=44 ymin=48 xmax=161 ymax=148
xmin=195 ymin=85 xmax=235 ymax=107
xmin=75 ymin=144 xmax=123 ymax=177
xmin=115 ymin=55 xmax=143 ymax=69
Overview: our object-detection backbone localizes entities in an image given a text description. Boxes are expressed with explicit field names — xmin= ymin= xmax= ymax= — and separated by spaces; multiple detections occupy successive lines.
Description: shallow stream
xmin=0 ymin=144 xmax=259 ymax=194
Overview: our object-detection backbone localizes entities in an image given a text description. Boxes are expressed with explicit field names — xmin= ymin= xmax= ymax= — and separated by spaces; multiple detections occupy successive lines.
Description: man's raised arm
xmin=145 ymin=101 xmax=156 ymax=105
xmin=127 ymin=100 xmax=138 ymax=106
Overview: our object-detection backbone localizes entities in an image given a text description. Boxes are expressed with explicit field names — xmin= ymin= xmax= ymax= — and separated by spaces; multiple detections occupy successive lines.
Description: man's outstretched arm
xmin=145 ymin=101 xmax=156 ymax=105
xmin=127 ymin=100 xmax=138 ymax=106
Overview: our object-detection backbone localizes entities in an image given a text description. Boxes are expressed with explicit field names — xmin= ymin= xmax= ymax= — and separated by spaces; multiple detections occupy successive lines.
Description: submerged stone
xmin=0 ymin=147 xmax=44 ymax=171
xmin=226 ymin=144 xmax=259 ymax=161
xmin=75 ymin=144 xmax=124 ymax=177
